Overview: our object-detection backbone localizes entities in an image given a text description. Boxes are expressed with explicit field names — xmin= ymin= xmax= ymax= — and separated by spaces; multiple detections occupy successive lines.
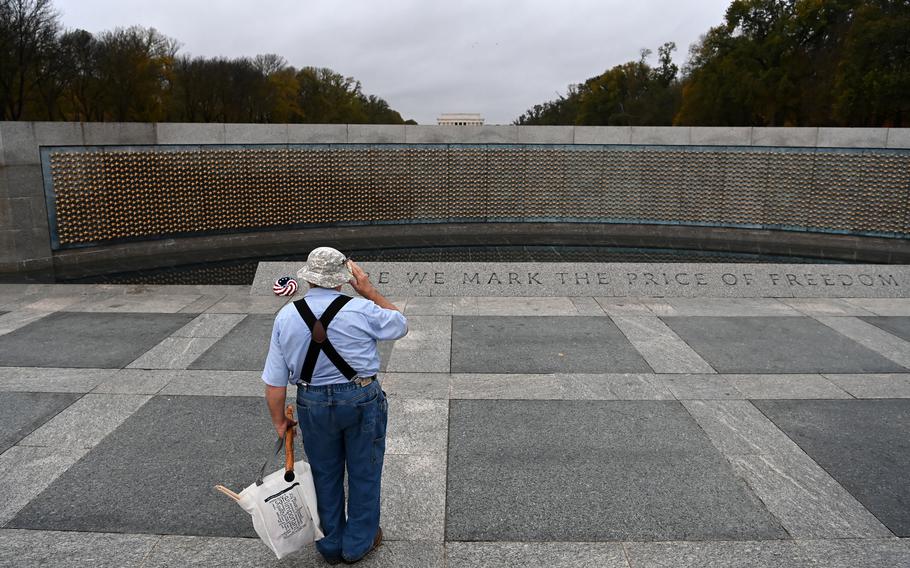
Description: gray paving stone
xmin=188 ymin=315 xmax=273 ymax=371
xmin=91 ymin=369 xmax=173 ymax=394
xmin=0 ymin=446 xmax=88 ymax=525
xmin=382 ymin=453 xmax=446 ymax=542
xmin=142 ymin=534 xmax=443 ymax=567
xmin=8 ymin=395 xmax=277 ymax=536
xmin=780 ymin=298 xmax=875 ymax=316
xmin=18 ymin=393 xmax=151 ymax=449
xmin=386 ymin=315 xmax=450 ymax=373
xmin=0 ymin=392 xmax=80 ymax=452
xmin=728 ymin=452 xmax=893 ymax=538
xmin=612 ymin=317 xmax=716 ymax=374
xmin=682 ymin=400 xmax=802 ymax=455
xmin=823 ymin=373 xmax=910 ymax=398
xmin=662 ymin=316 xmax=907 ymax=373
xmin=0 ymin=312 xmax=196 ymax=368
xmin=569 ymin=296 xmax=606 ymax=316
xmin=386 ymin=398 xmax=447 ymax=455
xmin=624 ymin=539 xmax=910 ymax=568
xmin=172 ymin=313 xmax=246 ymax=338
xmin=66 ymin=293 xmax=202 ymax=313
xmin=0 ymin=309 xmax=50 ymax=336
xmin=403 ymin=296 xmax=456 ymax=315
xmin=157 ymin=370 xmax=265 ymax=397
xmin=600 ymin=373 xmax=675 ymax=399
xmin=756 ymin=398 xmax=910 ymax=536
xmin=843 ymin=298 xmax=910 ymax=316
xmin=593 ymin=298 xmax=660 ymax=315
xmin=0 ymin=367 xmax=115 ymax=393
xmin=861 ymin=316 xmax=910 ymax=342
xmin=379 ymin=373 xmax=449 ymax=399
xmin=205 ymin=295 xmax=289 ymax=314
xmin=656 ymin=374 xmax=743 ymax=399
xmin=127 ymin=336 xmax=220 ymax=369
xmin=451 ymin=317 xmax=651 ymax=374
xmin=461 ymin=297 xmax=580 ymax=316
xmin=449 ymin=373 xmax=617 ymax=400
xmin=724 ymin=373 xmax=851 ymax=399
xmin=447 ymin=542 xmax=630 ymax=568
xmin=815 ymin=316 xmax=910 ymax=369
xmin=663 ymin=298 xmax=800 ymax=316
xmin=446 ymin=400 xmax=786 ymax=541
xmin=0 ymin=529 xmax=159 ymax=568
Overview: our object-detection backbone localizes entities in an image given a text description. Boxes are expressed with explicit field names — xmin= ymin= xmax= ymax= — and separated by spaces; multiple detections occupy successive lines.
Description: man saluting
xmin=262 ymin=247 xmax=408 ymax=564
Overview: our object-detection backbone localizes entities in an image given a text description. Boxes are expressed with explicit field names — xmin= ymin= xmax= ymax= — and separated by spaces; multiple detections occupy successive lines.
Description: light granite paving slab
xmin=188 ymin=315 xmax=274 ymax=371
xmin=8 ymin=395 xmax=277 ymax=537
xmin=682 ymin=400 xmax=803 ymax=455
xmin=142 ymin=535 xmax=444 ymax=567
xmin=0 ymin=367 xmax=116 ymax=393
xmin=663 ymin=298 xmax=800 ymax=316
xmin=447 ymin=542 xmax=630 ymax=568
xmin=0 ymin=529 xmax=160 ymax=568
xmin=91 ymin=369 xmax=174 ymax=394
xmin=403 ymin=296 xmax=456 ymax=315
xmin=0 ymin=392 xmax=81 ymax=453
xmin=611 ymin=317 xmax=716 ymax=374
xmin=171 ymin=313 xmax=246 ymax=338
xmin=451 ymin=316 xmax=651 ymax=374
xmin=382 ymin=453 xmax=446 ymax=542
xmin=386 ymin=315 xmax=451 ymax=373
xmin=601 ymin=373 xmax=675 ymax=400
xmin=386 ymin=398 xmax=447 ymax=456
xmin=17 ymin=394 xmax=151 ymax=449
xmin=569 ymin=296 xmax=607 ymax=316
xmin=0 ymin=309 xmax=50 ymax=336
xmin=66 ymin=293 xmax=202 ymax=313
xmin=447 ymin=400 xmax=785 ymax=541
xmin=724 ymin=374 xmax=851 ymax=399
xmin=20 ymin=295 xmax=89 ymax=311
xmin=624 ymin=539 xmax=910 ymax=568
xmin=823 ymin=373 xmax=910 ymax=398
xmin=178 ymin=294 xmax=229 ymax=313
xmin=460 ymin=297 xmax=580 ymax=316
xmin=205 ymin=295 xmax=289 ymax=314
xmin=842 ymin=298 xmax=910 ymax=316
xmin=815 ymin=316 xmax=910 ymax=369
xmin=379 ymin=373 xmax=449 ymax=399
xmin=0 ymin=446 xmax=89 ymax=525
xmin=756 ymin=399 xmax=910 ymax=536
xmin=449 ymin=373 xmax=619 ymax=400
xmin=656 ymin=374 xmax=743 ymax=399
xmin=594 ymin=298 xmax=659 ymax=315
xmin=781 ymin=298 xmax=876 ymax=316
xmin=860 ymin=316 xmax=910 ymax=342
xmin=127 ymin=336 xmax=220 ymax=369
xmin=663 ymin=316 xmax=907 ymax=373
xmin=0 ymin=312 xmax=197 ymax=368
xmin=729 ymin=451 xmax=893 ymax=538
xmin=157 ymin=370 xmax=265 ymax=397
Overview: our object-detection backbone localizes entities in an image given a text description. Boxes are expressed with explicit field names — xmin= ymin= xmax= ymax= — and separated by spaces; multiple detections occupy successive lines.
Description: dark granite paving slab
xmin=379 ymin=340 xmax=393 ymax=372
xmin=189 ymin=315 xmax=272 ymax=371
xmin=755 ymin=399 xmax=910 ymax=537
xmin=0 ymin=312 xmax=196 ymax=368
xmin=451 ymin=316 xmax=652 ymax=374
xmin=0 ymin=392 xmax=81 ymax=453
xmin=9 ymin=395 xmax=276 ymax=537
xmin=860 ymin=317 xmax=910 ymax=343
xmin=446 ymin=399 xmax=786 ymax=541
xmin=662 ymin=316 xmax=906 ymax=374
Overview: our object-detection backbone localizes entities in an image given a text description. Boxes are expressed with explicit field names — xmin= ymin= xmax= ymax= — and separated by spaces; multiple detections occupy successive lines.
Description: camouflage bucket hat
xmin=297 ymin=247 xmax=353 ymax=288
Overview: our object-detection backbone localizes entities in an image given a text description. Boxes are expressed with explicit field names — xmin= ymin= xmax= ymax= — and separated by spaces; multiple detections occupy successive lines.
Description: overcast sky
xmin=54 ymin=0 xmax=732 ymax=125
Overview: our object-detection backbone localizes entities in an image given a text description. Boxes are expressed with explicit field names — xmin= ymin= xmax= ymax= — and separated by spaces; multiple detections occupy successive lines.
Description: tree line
xmin=0 ymin=0 xmax=413 ymax=123
xmin=517 ymin=0 xmax=909 ymax=127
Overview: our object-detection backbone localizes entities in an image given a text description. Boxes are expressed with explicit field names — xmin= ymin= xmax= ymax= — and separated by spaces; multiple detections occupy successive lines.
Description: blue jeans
xmin=296 ymin=380 xmax=387 ymax=563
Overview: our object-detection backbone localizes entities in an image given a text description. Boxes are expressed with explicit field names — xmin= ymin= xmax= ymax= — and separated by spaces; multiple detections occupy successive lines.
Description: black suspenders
xmin=293 ymin=295 xmax=358 ymax=384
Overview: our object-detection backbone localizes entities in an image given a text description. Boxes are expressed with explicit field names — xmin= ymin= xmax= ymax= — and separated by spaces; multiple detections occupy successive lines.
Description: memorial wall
xmin=1 ymin=123 xmax=909 ymax=276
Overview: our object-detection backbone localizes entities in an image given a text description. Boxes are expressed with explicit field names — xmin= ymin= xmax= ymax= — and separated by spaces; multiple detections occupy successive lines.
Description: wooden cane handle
xmin=284 ymin=405 xmax=295 ymax=477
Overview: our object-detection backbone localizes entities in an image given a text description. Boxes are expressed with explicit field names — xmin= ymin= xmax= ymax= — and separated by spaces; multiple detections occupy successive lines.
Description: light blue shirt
xmin=262 ymin=287 xmax=408 ymax=387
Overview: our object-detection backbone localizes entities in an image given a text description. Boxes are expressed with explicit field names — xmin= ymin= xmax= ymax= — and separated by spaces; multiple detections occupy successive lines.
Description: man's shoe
xmin=341 ymin=527 xmax=383 ymax=564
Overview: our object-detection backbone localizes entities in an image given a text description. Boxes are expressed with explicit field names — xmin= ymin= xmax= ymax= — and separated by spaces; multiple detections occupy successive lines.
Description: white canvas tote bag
xmin=216 ymin=409 xmax=322 ymax=559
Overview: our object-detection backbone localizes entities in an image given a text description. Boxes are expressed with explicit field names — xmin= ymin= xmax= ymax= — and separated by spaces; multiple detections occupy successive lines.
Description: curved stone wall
xmin=1 ymin=122 xmax=909 ymax=275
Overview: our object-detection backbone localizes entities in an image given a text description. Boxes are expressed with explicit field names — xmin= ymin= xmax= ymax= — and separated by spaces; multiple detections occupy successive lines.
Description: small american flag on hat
xmin=273 ymin=276 xmax=298 ymax=296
